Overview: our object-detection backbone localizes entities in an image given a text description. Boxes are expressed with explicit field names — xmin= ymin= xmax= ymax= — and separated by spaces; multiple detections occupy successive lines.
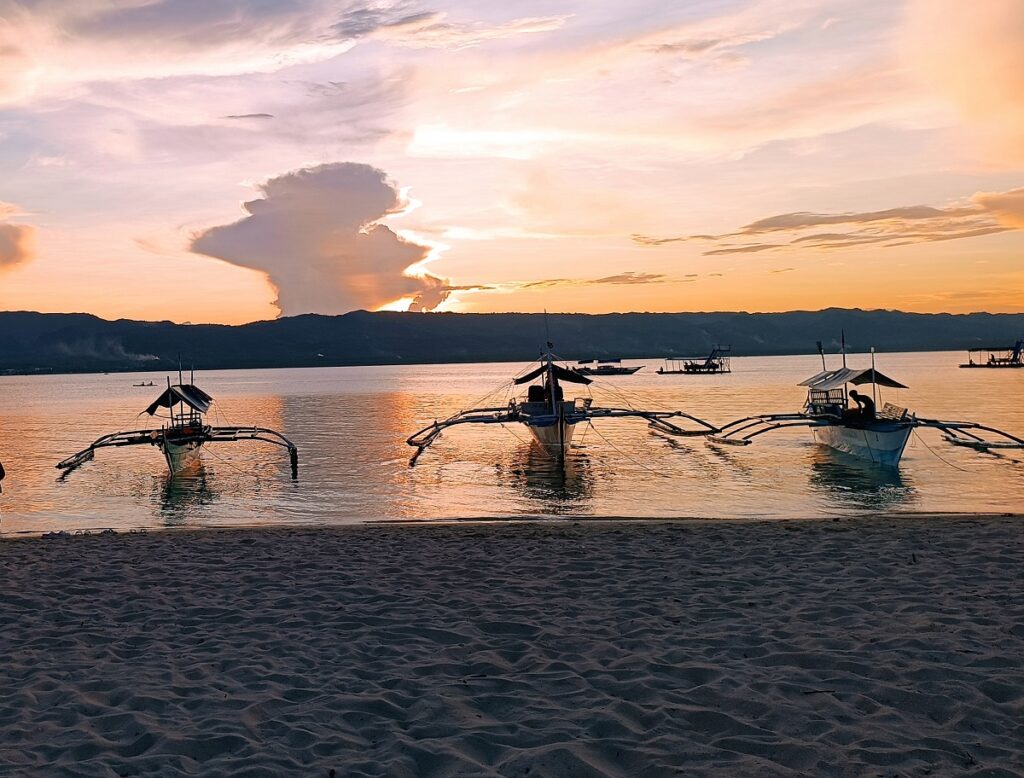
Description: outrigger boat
xmin=572 ymin=359 xmax=643 ymax=376
xmin=708 ymin=346 xmax=1024 ymax=467
xmin=960 ymin=339 xmax=1023 ymax=369
xmin=57 ymin=373 xmax=299 ymax=478
xmin=657 ymin=346 xmax=731 ymax=375
xmin=407 ymin=346 xmax=716 ymax=465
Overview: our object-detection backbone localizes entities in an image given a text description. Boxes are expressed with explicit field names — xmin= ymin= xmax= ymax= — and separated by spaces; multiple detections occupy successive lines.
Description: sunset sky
xmin=1 ymin=0 xmax=1022 ymax=324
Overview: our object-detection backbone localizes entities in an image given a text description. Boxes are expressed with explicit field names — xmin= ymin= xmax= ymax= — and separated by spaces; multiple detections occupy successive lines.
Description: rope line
xmin=911 ymin=429 xmax=970 ymax=473
xmin=585 ymin=420 xmax=674 ymax=479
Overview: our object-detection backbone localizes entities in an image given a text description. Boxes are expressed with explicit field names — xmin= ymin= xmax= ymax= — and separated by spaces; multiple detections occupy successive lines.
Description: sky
xmin=0 ymin=0 xmax=1022 ymax=324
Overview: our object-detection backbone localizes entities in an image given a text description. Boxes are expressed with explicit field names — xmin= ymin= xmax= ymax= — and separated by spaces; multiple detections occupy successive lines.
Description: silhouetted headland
xmin=2 ymin=308 xmax=1022 ymax=375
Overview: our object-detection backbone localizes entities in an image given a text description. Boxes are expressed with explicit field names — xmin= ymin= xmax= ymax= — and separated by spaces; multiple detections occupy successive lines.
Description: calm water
xmin=1 ymin=352 xmax=1022 ymax=534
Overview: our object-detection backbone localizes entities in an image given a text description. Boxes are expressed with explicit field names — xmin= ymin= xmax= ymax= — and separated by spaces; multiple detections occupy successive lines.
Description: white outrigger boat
xmin=57 ymin=375 xmax=299 ymax=478
xmin=708 ymin=348 xmax=1024 ymax=467
xmin=407 ymin=346 xmax=717 ymax=465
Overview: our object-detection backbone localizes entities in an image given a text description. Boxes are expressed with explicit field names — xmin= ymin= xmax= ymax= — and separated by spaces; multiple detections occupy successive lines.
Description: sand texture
xmin=2 ymin=518 xmax=1023 ymax=777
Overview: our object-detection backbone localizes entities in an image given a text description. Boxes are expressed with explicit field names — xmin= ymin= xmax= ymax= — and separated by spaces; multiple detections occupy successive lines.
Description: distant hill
xmin=1 ymin=308 xmax=1022 ymax=375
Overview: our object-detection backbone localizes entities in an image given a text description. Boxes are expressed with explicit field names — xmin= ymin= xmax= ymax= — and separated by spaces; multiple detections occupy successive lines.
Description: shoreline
xmin=3 ymin=510 xmax=1022 ymax=542
xmin=3 ymin=516 xmax=1022 ymax=776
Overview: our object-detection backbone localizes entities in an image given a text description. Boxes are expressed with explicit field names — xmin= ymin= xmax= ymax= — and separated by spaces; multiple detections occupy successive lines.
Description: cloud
xmin=738 ymin=206 xmax=976 ymax=235
xmin=335 ymin=6 xmax=570 ymax=50
xmin=903 ymin=0 xmax=1024 ymax=163
xmin=634 ymin=186 xmax=1024 ymax=256
xmin=433 ymin=271 xmax=677 ymax=303
xmin=191 ymin=162 xmax=450 ymax=315
xmin=519 ymin=271 xmax=668 ymax=289
xmin=0 ymin=203 xmax=36 ymax=271
xmin=0 ymin=0 xmax=371 ymax=106
xmin=972 ymin=188 xmax=1024 ymax=229
xmin=223 ymin=113 xmax=275 ymax=120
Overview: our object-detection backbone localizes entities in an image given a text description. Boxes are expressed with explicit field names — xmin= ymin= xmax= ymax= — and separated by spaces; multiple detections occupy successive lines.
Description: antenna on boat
xmin=841 ymin=330 xmax=847 ymax=369
xmin=816 ymin=341 xmax=826 ymax=372
xmin=543 ymin=309 xmax=553 ymax=356
xmin=177 ymin=352 xmax=183 ymax=386
xmin=871 ymin=347 xmax=878 ymax=407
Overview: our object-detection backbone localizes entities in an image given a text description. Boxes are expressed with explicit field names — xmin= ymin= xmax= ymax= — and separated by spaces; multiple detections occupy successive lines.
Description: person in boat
xmin=847 ymin=389 xmax=875 ymax=422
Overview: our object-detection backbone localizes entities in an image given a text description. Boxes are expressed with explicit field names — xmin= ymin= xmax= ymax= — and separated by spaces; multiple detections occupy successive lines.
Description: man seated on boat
xmin=847 ymin=389 xmax=876 ymax=422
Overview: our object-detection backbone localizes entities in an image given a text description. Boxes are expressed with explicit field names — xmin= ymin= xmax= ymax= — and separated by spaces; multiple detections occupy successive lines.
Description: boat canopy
xmin=144 ymin=384 xmax=213 ymax=416
xmin=799 ymin=367 xmax=908 ymax=391
xmin=514 ymin=363 xmax=592 ymax=386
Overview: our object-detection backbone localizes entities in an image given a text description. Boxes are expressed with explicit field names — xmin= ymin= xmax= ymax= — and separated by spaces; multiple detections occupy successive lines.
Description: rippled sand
xmin=2 ymin=518 xmax=1023 ymax=776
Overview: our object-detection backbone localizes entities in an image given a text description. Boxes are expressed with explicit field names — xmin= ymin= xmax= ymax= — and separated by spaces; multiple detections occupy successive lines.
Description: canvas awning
xmin=514 ymin=363 xmax=592 ymax=385
xmin=144 ymin=384 xmax=213 ymax=416
xmin=799 ymin=368 xmax=908 ymax=391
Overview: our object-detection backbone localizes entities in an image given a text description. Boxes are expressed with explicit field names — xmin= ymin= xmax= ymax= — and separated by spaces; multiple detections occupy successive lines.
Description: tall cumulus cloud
xmin=191 ymin=163 xmax=449 ymax=315
xmin=0 ymin=203 xmax=36 ymax=271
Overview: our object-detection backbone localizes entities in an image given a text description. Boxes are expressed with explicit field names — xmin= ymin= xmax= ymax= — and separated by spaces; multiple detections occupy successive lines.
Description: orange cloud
xmin=972 ymin=188 xmax=1024 ymax=229
xmin=0 ymin=203 xmax=35 ymax=271
xmin=634 ymin=186 xmax=1024 ymax=255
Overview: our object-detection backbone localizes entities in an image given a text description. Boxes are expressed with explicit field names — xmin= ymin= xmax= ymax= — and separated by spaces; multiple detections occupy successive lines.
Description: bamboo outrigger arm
xmin=913 ymin=419 xmax=1024 ymax=451
xmin=583 ymin=407 xmax=719 ymax=437
xmin=56 ymin=429 xmax=165 ymax=472
xmin=57 ymin=425 xmax=299 ymax=477
xmin=406 ymin=405 xmax=719 ymax=465
xmin=707 ymin=413 xmax=834 ymax=446
xmin=406 ymin=407 xmax=518 ymax=465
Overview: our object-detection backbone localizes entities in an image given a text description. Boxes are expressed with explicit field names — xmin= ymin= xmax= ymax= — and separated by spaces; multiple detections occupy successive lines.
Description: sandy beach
xmin=2 ymin=517 xmax=1022 ymax=777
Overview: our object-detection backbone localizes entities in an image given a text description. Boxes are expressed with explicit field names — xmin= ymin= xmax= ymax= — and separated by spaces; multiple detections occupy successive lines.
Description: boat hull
xmin=161 ymin=438 xmax=204 ymax=474
xmin=524 ymin=417 xmax=579 ymax=454
xmin=812 ymin=424 xmax=911 ymax=467
xmin=959 ymin=363 xmax=1024 ymax=369
xmin=574 ymin=366 xmax=642 ymax=376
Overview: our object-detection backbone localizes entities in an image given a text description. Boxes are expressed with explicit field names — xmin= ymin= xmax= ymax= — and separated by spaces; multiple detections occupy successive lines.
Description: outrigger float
xmin=708 ymin=346 xmax=1024 ymax=467
xmin=57 ymin=374 xmax=298 ymax=478
xmin=407 ymin=346 xmax=716 ymax=465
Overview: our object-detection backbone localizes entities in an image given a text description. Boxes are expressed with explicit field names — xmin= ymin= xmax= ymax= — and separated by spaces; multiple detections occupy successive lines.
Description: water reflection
xmin=808 ymin=448 xmax=916 ymax=512
xmin=157 ymin=466 xmax=217 ymax=524
xmin=2 ymin=354 xmax=1022 ymax=534
xmin=496 ymin=442 xmax=594 ymax=513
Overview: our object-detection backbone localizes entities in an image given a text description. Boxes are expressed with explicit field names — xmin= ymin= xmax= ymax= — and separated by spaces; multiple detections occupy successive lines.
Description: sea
xmin=1 ymin=351 xmax=1022 ymax=535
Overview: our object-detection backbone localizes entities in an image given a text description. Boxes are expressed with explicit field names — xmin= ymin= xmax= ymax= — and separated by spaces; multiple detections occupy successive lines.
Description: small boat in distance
xmin=572 ymin=359 xmax=643 ymax=376
xmin=407 ymin=345 xmax=716 ymax=465
xmin=657 ymin=346 xmax=731 ymax=375
xmin=58 ymin=372 xmax=298 ymax=478
xmin=708 ymin=343 xmax=1024 ymax=467
xmin=960 ymin=339 xmax=1023 ymax=369
xmin=133 ymin=381 xmax=156 ymax=387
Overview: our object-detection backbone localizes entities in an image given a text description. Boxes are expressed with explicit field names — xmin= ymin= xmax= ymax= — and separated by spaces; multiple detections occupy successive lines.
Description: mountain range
xmin=1 ymin=308 xmax=1022 ymax=374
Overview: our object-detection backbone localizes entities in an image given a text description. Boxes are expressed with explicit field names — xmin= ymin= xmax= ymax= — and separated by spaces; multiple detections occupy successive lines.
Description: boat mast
xmin=166 ymin=375 xmax=174 ymax=427
xmin=841 ymin=330 xmax=848 ymax=409
xmin=870 ymin=347 xmax=878 ymax=408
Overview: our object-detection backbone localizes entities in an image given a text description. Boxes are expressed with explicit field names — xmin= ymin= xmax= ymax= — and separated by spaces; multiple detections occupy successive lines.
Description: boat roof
xmin=515 ymin=362 xmax=592 ymax=386
xmin=799 ymin=367 xmax=908 ymax=391
xmin=968 ymin=341 xmax=1023 ymax=352
xmin=144 ymin=384 xmax=213 ymax=416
